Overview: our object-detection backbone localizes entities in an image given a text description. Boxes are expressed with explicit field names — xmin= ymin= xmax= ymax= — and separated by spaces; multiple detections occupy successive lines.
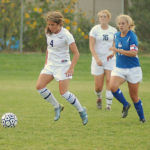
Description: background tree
xmin=128 ymin=0 xmax=150 ymax=52
xmin=23 ymin=0 xmax=93 ymax=52
xmin=0 ymin=0 xmax=20 ymax=50
xmin=0 ymin=0 xmax=93 ymax=52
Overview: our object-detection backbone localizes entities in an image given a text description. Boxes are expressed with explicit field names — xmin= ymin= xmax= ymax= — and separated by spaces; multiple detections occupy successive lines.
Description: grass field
xmin=0 ymin=53 xmax=150 ymax=150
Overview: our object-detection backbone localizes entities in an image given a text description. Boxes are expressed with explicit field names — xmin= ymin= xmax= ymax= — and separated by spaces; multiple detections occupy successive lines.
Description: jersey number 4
xmin=50 ymin=40 xmax=54 ymax=47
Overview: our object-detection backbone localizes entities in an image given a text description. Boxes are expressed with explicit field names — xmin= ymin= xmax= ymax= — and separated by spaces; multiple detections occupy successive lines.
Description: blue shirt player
xmin=108 ymin=14 xmax=146 ymax=123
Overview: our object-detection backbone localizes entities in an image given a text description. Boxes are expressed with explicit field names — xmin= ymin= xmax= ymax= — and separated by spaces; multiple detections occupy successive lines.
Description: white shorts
xmin=40 ymin=64 xmax=72 ymax=81
xmin=91 ymin=57 xmax=115 ymax=75
xmin=111 ymin=67 xmax=142 ymax=83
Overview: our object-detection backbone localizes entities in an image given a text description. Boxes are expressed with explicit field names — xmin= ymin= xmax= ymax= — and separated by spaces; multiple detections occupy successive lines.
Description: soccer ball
xmin=1 ymin=113 xmax=18 ymax=128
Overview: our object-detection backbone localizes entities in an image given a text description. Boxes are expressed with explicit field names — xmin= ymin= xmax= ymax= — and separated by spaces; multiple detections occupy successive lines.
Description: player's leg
xmin=128 ymin=82 xmax=146 ymax=122
xmin=59 ymin=79 xmax=88 ymax=125
xmin=36 ymin=74 xmax=62 ymax=121
xmin=104 ymin=70 xmax=113 ymax=110
xmin=91 ymin=59 xmax=104 ymax=109
xmin=94 ymin=74 xmax=104 ymax=109
xmin=110 ymin=75 xmax=131 ymax=118
xmin=127 ymin=67 xmax=145 ymax=122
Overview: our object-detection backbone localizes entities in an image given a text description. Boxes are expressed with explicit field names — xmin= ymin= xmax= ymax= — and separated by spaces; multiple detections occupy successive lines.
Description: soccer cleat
xmin=122 ymin=103 xmax=131 ymax=118
xmin=140 ymin=118 xmax=146 ymax=123
xmin=97 ymin=98 xmax=102 ymax=109
xmin=105 ymin=105 xmax=111 ymax=111
xmin=79 ymin=107 xmax=88 ymax=125
xmin=54 ymin=104 xmax=64 ymax=121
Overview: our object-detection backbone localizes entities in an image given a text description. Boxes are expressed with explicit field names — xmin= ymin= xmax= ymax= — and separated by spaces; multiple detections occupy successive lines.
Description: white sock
xmin=38 ymin=88 xmax=59 ymax=108
xmin=62 ymin=91 xmax=83 ymax=112
xmin=95 ymin=91 xmax=102 ymax=99
xmin=106 ymin=90 xmax=113 ymax=106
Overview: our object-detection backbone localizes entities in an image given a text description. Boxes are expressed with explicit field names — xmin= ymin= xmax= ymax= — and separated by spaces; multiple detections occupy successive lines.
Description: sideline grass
xmin=0 ymin=53 xmax=150 ymax=150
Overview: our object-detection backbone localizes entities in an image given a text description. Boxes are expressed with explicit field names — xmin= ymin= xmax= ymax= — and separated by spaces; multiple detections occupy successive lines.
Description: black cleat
xmin=140 ymin=118 xmax=146 ymax=123
xmin=122 ymin=103 xmax=131 ymax=118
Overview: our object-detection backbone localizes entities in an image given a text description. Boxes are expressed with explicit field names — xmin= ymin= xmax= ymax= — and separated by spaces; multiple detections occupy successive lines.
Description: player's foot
xmin=97 ymin=98 xmax=102 ymax=109
xmin=105 ymin=104 xmax=111 ymax=110
xmin=140 ymin=118 xmax=146 ymax=123
xmin=122 ymin=103 xmax=131 ymax=118
xmin=54 ymin=104 xmax=64 ymax=121
xmin=79 ymin=107 xmax=88 ymax=125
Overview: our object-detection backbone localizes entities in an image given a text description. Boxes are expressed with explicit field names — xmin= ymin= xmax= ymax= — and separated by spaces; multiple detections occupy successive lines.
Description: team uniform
xmin=89 ymin=24 xmax=117 ymax=109
xmin=112 ymin=30 xmax=145 ymax=122
xmin=38 ymin=27 xmax=88 ymax=125
xmin=41 ymin=27 xmax=74 ymax=81
xmin=111 ymin=30 xmax=142 ymax=83
xmin=89 ymin=24 xmax=117 ymax=75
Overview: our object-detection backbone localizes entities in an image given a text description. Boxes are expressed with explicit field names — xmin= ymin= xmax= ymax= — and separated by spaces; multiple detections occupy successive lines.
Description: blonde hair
xmin=45 ymin=11 xmax=64 ymax=34
xmin=116 ymin=14 xmax=135 ymax=31
xmin=97 ymin=9 xmax=111 ymax=20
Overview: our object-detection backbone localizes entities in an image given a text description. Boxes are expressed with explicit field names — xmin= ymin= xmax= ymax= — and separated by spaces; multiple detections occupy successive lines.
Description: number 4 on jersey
xmin=50 ymin=40 xmax=54 ymax=47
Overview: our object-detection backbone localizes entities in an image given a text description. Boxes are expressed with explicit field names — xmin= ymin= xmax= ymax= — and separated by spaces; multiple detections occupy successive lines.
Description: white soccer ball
xmin=1 ymin=113 xmax=18 ymax=128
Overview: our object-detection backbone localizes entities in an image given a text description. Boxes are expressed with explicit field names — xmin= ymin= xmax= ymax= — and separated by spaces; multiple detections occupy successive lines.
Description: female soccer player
xmin=108 ymin=14 xmax=146 ymax=123
xmin=89 ymin=9 xmax=117 ymax=110
xmin=36 ymin=11 xmax=88 ymax=125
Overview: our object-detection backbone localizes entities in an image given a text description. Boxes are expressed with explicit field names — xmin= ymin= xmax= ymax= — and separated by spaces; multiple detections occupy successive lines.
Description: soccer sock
xmin=106 ymin=90 xmax=113 ymax=106
xmin=62 ymin=91 xmax=83 ymax=112
xmin=134 ymin=100 xmax=145 ymax=120
xmin=37 ymin=88 xmax=59 ymax=108
xmin=112 ymin=89 xmax=129 ymax=107
xmin=95 ymin=91 xmax=102 ymax=99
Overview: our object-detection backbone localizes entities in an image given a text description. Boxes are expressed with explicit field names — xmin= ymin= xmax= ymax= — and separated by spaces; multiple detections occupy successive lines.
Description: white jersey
xmin=89 ymin=24 xmax=117 ymax=59
xmin=46 ymin=27 xmax=75 ymax=66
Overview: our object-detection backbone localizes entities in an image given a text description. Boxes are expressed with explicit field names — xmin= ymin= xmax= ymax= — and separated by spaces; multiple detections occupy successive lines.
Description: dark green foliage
xmin=129 ymin=0 xmax=150 ymax=52
xmin=0 ymin=0 xmax=93 ymax=53
xmin=0 ymin=0 xmax=21 ymax=50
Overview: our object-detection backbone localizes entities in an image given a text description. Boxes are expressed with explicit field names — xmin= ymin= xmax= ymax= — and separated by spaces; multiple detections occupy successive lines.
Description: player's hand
xmin=107 ymin=54 xmax=114 ymax=61
xmin=96 ymin=59 xmax=103 ymax=66
xmin=65 ymin=68 xmax=74 ymax=77
xmin=109 ymin=47 xmax=118 ymax=52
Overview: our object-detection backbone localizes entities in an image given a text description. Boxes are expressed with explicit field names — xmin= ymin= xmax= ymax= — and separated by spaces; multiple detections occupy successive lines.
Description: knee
xmin=95 ymin=82 xmax=103 ymax=92
xmin=95 ymin=86 xmax=102 ymax=92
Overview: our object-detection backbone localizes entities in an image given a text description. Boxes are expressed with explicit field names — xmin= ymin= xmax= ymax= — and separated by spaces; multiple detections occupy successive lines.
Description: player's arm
xmin=109 ymin=45 xmax=138 ymax=57
xmin=65 ymin=42 xmax=79 ymax=77
xmin=89 ymin=36 xmax=102 ymax=66
xmin=107 ymin=41 xmax=116 ymax=61
xmin=45 ymin=50 xmax=48 ymax=65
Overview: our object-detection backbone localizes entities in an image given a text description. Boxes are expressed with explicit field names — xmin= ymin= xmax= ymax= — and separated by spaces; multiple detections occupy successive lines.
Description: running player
xmin=108 ymin=14 xmax=146 ymax=123
xmin=89 ymin=9 xmax=117 ymax=110
xmin=36 ymin=11 xmax=88 ymax=125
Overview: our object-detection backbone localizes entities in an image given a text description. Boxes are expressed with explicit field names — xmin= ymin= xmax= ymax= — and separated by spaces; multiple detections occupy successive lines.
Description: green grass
xmin=0 ymin=53 xmax=150 ymax=150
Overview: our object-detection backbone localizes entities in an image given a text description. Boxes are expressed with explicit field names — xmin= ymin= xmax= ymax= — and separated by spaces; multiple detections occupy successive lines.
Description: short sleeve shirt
xmin=89 ymin=25 xmax=117 ymax=58
xmin=114 ymin=30 xmax=140 ymax=68
xmin=46 ymin=27 xmax=75 ymax=66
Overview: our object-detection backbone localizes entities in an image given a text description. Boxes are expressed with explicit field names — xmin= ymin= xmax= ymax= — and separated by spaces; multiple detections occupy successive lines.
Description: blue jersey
xmin=114 ymin=30 xmax=140 ymax=68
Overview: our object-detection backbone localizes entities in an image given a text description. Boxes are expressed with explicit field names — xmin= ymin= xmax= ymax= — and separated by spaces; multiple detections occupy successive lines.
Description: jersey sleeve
xmin=89 ymin=26 xmax=96 ymax=38
xmin=130 ymin=32 xmax=138 ymax=51
xmin=65 ymin=30 xmax=75 ymax=45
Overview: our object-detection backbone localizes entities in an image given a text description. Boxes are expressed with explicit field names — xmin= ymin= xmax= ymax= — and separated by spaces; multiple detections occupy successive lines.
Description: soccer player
xmin=108 ymin=14 xmax=146 ymax=123
xmin=89 ymin=10 xmax=117 ymax=110
xmin=36 ymin=11 xmax=88 ymax=125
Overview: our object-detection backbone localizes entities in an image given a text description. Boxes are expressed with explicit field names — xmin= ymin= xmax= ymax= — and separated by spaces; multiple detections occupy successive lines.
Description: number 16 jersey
xmin=89 ymin=24 xmax=117 ymax=58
